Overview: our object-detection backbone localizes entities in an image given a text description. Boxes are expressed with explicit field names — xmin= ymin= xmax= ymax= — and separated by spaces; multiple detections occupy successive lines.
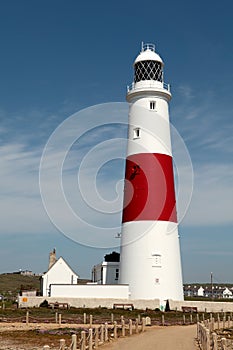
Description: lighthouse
xmin=119 ymin=43 xmax=184 ymax=301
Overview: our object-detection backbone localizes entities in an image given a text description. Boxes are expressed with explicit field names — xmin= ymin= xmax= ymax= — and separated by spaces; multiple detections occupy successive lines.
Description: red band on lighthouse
xmin=122 ymin=153 xmax=177 ymax=223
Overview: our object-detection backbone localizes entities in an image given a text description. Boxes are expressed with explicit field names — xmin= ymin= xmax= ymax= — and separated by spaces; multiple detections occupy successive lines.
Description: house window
xmin=115 ymin=268 xmax=119 ymax=280
xmin=150 ymin=101 xmax=156 ymax=110
xmin=133 ymin=128 xmax=141 ymax=139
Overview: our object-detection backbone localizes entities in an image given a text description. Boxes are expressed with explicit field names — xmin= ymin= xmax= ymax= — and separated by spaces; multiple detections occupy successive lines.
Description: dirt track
xmin=0 ymin=323 xmax=198 ymax=350
xmin=102 ymin=324 xmax=198 ymax=350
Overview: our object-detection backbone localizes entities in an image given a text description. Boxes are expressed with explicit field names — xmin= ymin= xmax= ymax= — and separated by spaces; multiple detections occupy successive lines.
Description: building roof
xmin=134 ymin=48 xmax=163 ymax=65
xmin=42 ymin=256 xmax=79 ymax=278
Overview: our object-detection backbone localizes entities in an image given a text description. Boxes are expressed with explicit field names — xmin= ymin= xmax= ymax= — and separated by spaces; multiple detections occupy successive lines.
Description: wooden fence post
xmin=135 ymin=318 xmax=139 ymax=334
xmin=183 ymin=314 xmax=185 ymax=325
xmin=81 ymin=331 xmax=86 ymax=350
xmin=58 ymin=313 xmax=62 ymax=326
xmin=71 ymin=334 xmax=77 ymax=350
xmin=100 ymin=325 xmax=104 ymax=343
xmin=88 ymin=328 xmax=93 ymax=350
xmin=142 ymin=317 xmax=146 ymax=332
xmin=208 ymin=317 xmax=211 ymax=331
xmin=202 ymin=313 xmax=205 ymax=322
xmin=55 ymin=312 xmax=58 ymax=324
xmin=206 ymin=329 xmax=210 ymax=350
xmin=120 ymin=315 xmax=124 ymax=324
xmin=121 ymin=320 xmax=125 ymax=337
xmin=129 ymin=319 xmax=133 ymax=336
xmin=83 ymin=313 xmax=87 ymax=324
xmin=212 ymin=317 xmax=215 ymax=332
xmin=223 ymin=316 xmax=226 ymax=329
xmin=227 ymin=315 xmax=230 ymax=328
xmin=94 ymin=327 xmax=99 ymax=348
xmin=190 ymin=314 xmax=192 ymax=324
xmin=161 ymin=314 xmax=165 ymax=326
xmin=221 ymin=338 xmax=227 ymax=350
xmin=212 ymin=332 xmax=218 ymax=350
xmin=26 ymin=311 xmax=29 ymax=325
xmin=113 ymin=321 xmax=117 ymax=339
xmin=138 ymin=314 xmax=141 ymax=323
xmin=104 ymin=323 xmax=108 ymax=342
xmin=60 ymin=339 xmax=65 ymax=350
xmin=111 ymin=313 xmax=114 ymax=324
xmin=90 ymin=314 xmax=93 ymax=328
xmin=217 ymin=314 xmax=220 ymax=330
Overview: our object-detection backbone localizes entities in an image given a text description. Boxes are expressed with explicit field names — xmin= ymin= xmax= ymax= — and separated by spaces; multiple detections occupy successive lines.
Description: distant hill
xmin=0 ymin=273 xmax=40 ymax=297
xmin=0 ymin=273 xmax=91 ymax=298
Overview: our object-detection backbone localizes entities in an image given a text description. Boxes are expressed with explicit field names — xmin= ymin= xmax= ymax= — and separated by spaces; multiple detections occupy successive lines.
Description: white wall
xmin=42 ymin=258 xmax=79 ymax=296
xmin=92 ymin=262 xmax=120 ymax=285
xmin=105 ymin=262 xmax=119 ymax=284
xmin=18 ymin=296 xmax=233 ymax=313
xmin=50 ymin=284 xmax=129 ymax=299
xmin=18 ymin=295 xmax=160 ymax=309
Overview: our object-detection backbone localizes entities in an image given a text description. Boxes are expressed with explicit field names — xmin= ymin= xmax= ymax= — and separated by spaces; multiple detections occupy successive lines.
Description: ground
xmin=102 ymin=324 xmax=198 ymax=350
xmin=0 ymin=322 xmax=199 ymax=350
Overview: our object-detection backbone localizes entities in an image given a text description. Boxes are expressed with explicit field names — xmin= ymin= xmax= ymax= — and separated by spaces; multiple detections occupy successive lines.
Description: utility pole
xmin=211 ymin=272 xmax=213 ymax=300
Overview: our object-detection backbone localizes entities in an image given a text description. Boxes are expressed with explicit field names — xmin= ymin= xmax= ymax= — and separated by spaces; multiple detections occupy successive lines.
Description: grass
xmin=0 ymin=273 xmax=40 ymax=297
xmin=0 ymin=306 xmax=228 ymax=325
xmin=0 ymin=329 xmax=77 ymax=348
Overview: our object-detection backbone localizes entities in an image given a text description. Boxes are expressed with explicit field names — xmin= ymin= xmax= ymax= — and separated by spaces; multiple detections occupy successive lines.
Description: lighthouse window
xmin=152 ymin=253 xmax=162 ymax=267
xmin=133 ymin=128 xmax=141 ymax=139
xmin=150 ymin=101 xmax=156 ymax=110
xmin=115 ymin=269 xmax=119 ymax=281
xmin=134 ymin=60 xmax=163 ymax=83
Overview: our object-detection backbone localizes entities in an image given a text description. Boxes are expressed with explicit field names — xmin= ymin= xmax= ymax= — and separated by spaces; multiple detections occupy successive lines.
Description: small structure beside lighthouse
xmin=119 ymin=43 xmax=184 ymax=301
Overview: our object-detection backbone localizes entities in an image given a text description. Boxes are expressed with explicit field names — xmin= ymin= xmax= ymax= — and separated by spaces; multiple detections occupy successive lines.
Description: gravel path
xmin=102 ymin=324 xmax=198 ymax=350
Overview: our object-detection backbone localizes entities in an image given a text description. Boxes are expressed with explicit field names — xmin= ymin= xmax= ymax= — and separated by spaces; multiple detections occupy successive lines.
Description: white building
xmin=92 ymin=252 xmax=120 ymax=285
xmin=40 ymin=256 xmax=79 ymax=296
xmin=197 ymin=286 xmax=204 ymax=297
xmin=222 ymin=287 xmax=233 ymax=299
xmin=92 ymin=261 xmax=120 ymax=285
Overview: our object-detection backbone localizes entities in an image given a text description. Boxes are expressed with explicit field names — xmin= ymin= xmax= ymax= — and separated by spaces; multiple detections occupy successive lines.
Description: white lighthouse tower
xmin=119 ymin=43 xmax=184 ymax=301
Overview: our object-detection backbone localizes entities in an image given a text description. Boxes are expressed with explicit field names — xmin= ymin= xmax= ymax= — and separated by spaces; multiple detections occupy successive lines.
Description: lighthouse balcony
xmin=127 ymin=80 xmax=170 ymax=93
xmin=126 ymin=80 xmax=171 ymax=101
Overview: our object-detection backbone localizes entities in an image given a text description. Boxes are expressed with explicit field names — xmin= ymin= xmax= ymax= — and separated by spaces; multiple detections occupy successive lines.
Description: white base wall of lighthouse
xmin=119 ymin=221 xmax=184 ymax=301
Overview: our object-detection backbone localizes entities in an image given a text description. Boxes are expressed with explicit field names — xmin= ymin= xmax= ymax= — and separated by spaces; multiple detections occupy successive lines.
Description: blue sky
xmin=0 ymin=0 xmax=232 ymax=283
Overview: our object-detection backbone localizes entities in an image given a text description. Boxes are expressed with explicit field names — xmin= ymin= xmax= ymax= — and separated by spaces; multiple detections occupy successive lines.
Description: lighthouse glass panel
xmin=134 ymin=60 xmax=163 ymax=83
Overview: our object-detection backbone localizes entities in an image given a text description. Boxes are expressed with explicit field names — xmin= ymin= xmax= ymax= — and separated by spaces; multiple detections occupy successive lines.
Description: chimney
xmin=49 ymin=248 xmax=57 ymax=269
